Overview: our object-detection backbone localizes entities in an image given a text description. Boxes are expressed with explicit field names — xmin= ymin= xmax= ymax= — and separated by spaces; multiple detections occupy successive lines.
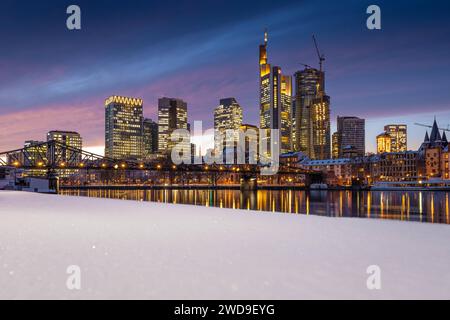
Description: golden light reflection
xmin=419 ymin=192 xmax=423 ymax=216
xmin=58 ymin=189 xmax=450 ymax=225
xmin=306 ymin=195 xmax=310 ymax=215
xmin=446 ymin=193 xmax=449 ymax=224
xmin=430 ymin=194 xmax=435 ymax=223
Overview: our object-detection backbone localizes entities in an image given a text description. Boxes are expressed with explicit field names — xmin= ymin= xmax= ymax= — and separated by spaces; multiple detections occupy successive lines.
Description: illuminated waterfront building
xmin=214 ymin=98 xmax=243 ymax=152
xmin=442 ymin=150 xmax=450 ymax=180
xmin=143 ymin=118 xmax=159 ymax=157
xmin=377 ymin=132 xmax=392 ymax=153
xmin=294 ymin=67 xmax=330 ymax=159
xmin=376 ymin=151 xmax=422 ymax=182
xmin=47 ymin=130 xmax=83 ymax=162
xmin=301 ymin=151 xmax=423 ymax=186
xmin=259 ymin=30 xmax=292 ymax=156
xmin=158 ymin=97 xmax=188 ymax=153
xmin=105 ymin=95 xmax=144 ymax=160
xmin=333 ymin=116 xmax=365 ymax=158
xmin=384 ymin=124 xmax=407 ymax=152
xmin=419 ymin=119 xmax=449 ymax=179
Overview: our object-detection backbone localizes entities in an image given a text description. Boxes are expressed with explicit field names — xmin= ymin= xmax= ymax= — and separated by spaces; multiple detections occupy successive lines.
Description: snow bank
xmin=0 ymin=191 xmax=449 ymax=299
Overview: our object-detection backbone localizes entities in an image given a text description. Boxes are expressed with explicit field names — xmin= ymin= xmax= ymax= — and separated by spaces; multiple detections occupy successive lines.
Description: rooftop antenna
xmin=312 ymin=35 xmax=325 ymax=72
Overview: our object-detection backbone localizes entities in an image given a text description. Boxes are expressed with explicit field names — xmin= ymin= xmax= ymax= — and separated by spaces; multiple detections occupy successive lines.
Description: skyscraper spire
xmin=264 ymin=28 xmax=268 ymax=45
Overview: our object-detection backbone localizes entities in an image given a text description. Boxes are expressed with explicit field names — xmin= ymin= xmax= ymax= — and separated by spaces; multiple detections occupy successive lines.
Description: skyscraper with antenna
xmin=259 ymin=30 xmax=292 ymax=156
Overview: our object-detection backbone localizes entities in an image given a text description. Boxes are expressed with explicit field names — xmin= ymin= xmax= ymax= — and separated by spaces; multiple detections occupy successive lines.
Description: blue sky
xmin=0 ymin=0 xmax=449 ymax=152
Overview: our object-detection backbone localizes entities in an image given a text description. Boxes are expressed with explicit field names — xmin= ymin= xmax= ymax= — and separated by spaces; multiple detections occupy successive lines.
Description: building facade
xmin=419 ymin=119 xmax=449 ymax=179
xmin=259 ymin=31 xmax=292 ymax=156
xmin=442 ymin=150 xmax=450 ymax=180
xmin=384 ymin=125 xmax=407 ymax=152
xmin=294 ymin=67 xmax=330 ymax=159
xmin=376 ymin=132 xmax=392 ymax=154
xmin=47 ymin=130 xmax=83 ymax=162
xmin=333 ymin=116 xmax=365 ymax=158
xmin=376 ymin=151 xmax=422 ymax=182
xmin=105 ymin=95 xmax=144 ymax=160
xmin=158 ymin=97 xmax=188 ymax=154
xmin=143 ymin=118 xmax=159 ymax=157
xmin=214 ymin=98 xmax=243 ymax=153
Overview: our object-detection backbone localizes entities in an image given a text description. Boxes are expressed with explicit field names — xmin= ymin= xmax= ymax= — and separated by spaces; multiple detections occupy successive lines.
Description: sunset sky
xmin=1 ymin=0 xmax=450 ymax=154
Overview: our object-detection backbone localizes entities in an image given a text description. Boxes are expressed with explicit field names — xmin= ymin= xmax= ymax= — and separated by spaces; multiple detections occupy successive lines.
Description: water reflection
xmin=59 ymin=189 xmax=450 ymax=224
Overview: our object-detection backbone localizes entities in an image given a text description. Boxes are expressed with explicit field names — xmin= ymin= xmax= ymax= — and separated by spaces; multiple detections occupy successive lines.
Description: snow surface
xmin=0 ymin=190 xmax=449 ymax=300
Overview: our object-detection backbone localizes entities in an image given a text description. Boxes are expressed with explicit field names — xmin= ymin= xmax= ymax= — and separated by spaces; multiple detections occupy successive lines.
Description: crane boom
xmin=414 ymin=123 xmax=450 ymax=132
xmin=300 ymin=63 xmax=313 ymax=69
xmin=312 ymin=35 xmax=325 ymax=72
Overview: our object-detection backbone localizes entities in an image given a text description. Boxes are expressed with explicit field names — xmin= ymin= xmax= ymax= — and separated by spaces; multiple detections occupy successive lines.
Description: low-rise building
xmin=300 ymin=158 xmax=353 ymax=186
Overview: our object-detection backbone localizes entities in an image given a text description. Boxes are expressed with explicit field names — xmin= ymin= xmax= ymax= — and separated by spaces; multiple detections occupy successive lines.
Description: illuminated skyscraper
xmin=377 ymin=132 xmax=392 ymax=154
xmin=332 ymin=133 xmax=339 ymax=159
xmin=240 ymin=124 xmax=259 ymax=163
xmin=333 ymin=116 xmax=365 ymax=158
xmin=311 ymin=95 xmax=331 ymax=159
xmin=259 ymin=30 xmax=292 ymax=155
xmin=384 ymin=125 xmax=407 ymax=152
xmin=143 ymin=118 xmax=158 ymax=157
xmin=105 ymin=95 xmax=143 ymax=160
xmin=158 ymin=97 xmax=188 ymax=153
xmin=294 ymin=67 xmax=330 ymax=159
xmin=214 ymin=98 xmax=243 ymax=152
xmin=47 ymin=130 xmax=83 ymax=162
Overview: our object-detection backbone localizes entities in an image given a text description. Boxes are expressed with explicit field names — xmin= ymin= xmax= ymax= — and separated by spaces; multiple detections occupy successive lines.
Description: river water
xmin=59 ymin=188 xmax=450 ymax=224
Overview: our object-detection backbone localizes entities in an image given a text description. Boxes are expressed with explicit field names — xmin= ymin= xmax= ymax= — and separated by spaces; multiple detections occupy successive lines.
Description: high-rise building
xmin=214 ymin=98 xmax=243 ymax=152
xmin=294 ymin=67 xmax=330 ymax=159
xmin=311 ymin=95 xmax=331 ymax=159
xmin=384 ymin=125 xmax=407 ymax=152
xmin=240 ymin=123 xmax=259 ymax=163
xmin=259 ymin=31 xmax=292 ymax=155
xmin=105 ymin=95 xmax=144 ymax=160
xmin=143 ymin=118 xmax=158 ymax=157
xmin=291 ymin=100 xmax=297 ymax=149
xmin=333 ymin=116 xmax=365 ymax=158
xmin=332 ymin=133 xmax=339 ymax=159
xmin=158 ymin=97 xmax=188 ymax=153
xmin=47 ymin=130 xmax=83 ymax=162
xmin=376 ymin=132 xmax=392 ymax=154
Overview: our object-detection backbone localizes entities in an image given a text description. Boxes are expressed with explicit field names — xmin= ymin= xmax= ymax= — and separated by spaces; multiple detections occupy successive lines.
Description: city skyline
xmin=1 ymin=0 xmax=450 ymax=154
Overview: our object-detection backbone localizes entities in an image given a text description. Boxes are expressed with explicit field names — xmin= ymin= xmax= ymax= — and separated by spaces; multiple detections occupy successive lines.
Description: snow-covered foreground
xmin=0 ymin=191 xmax=449 ymax=300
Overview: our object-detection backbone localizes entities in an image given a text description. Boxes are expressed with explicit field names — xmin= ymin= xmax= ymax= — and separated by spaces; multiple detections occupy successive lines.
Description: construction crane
xmin=414 ymin=123 xmax=450 ymax=132
xmin=300 ymin=63 xmax=313 ymax=69
xmin=312 ymin=35 xmax=325 ymax=72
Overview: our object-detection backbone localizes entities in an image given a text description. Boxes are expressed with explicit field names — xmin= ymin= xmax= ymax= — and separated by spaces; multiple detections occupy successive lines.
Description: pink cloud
xmin=0 ymin=100 xmax=104 ymax=151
